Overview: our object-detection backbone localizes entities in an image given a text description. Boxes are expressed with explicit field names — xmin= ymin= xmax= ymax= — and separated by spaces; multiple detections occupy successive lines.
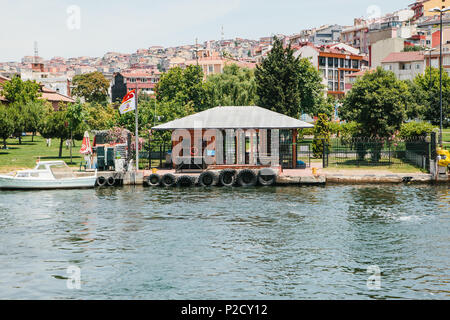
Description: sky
xmin=0 ymin=0 xmax=413 ymax=62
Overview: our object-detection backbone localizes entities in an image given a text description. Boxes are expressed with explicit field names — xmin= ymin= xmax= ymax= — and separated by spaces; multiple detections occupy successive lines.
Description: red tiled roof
xmin=346 ymin=68 xmax=375 ymax=77
xmin=40 ymin=86 xmax=75 ymax=103
xmin=126 ymin=83 xmax=156 ymax=89
xmin=0 ymin=75 xmax=10 ymax=83
xmin=381 ymin=51 xmax=425 ymax=63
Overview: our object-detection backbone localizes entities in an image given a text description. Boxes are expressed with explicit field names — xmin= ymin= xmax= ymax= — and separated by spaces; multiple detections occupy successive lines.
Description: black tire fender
xmin=106 ymin=176 xmax=116 ymax=187
xmin=198 ymin=171 xmax=219 ymax=187
xmin=96 ymin=176 xmax=107 ymax=187
xmin=258 ymin=168 xmax=277 ymax=186
xmin=146 ymin=174 xmax=162 ymax=187
xmin=219 ymin=169 xmax=237 ymax=187
xmin=176 ymin=175 xmax=195 ymax=188
xmin=161 ymin=173 xmax=177 ymax=187
xmin=236 ymin=169 xmax=258 ymax=187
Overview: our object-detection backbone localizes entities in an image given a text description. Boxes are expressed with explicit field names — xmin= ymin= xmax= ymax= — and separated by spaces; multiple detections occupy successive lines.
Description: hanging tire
xmin=219 ymin=169 xmax=236 ymax=187
xmin=161 ymin=173 xmax=177 ymax=187
xmin=198 ymin=171 xmax=219 ymax=187
xmin=106 ymin=176 xmax=116 ymax=187
xmin=176 ymin=175 xmax=195 ymax=188
xmin=146 ymin=174 xmax=161 ymax=187
xmin=96 ymin=176 xmax=107 ymax=187
xmin=258 ymin=168 xmax=277 ymax=186
xmin=236 ymin=169 xmax=258 ymax=187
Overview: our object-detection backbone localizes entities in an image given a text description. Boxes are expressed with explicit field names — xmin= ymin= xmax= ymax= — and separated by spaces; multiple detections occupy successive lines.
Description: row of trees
xmin=2 ymin=36 xmax=448 ymax=158
xmin=155 ymin=37 xmax=334 ymax=119
xmin=341 ymin=67 xmax=450 ymax=138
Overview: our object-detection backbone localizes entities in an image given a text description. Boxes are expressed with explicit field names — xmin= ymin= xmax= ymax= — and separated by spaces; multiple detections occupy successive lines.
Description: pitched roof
xmin=152 ymin=106 xmax=314 ymax=130
xmin=382 ymin=51 xmax=425 ymax=63
xmin=40 ymin=86 xmax=75 ymax=103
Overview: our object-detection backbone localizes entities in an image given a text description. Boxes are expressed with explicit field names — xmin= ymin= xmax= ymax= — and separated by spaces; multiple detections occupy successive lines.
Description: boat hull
xmin=0 ymin=175 xmax=97 ymax=190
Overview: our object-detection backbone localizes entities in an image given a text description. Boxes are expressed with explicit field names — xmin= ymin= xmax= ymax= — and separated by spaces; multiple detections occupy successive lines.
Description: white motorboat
xmin=0 ymin=161 xmax=97 ymax=190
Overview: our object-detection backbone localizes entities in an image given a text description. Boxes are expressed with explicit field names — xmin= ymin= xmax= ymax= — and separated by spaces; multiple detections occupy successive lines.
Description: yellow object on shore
xmin=152 ymin=168 xmax=158 ymax=174
xmin=312 ymin=168 xmax=318 ymax=175
xmin=437 ymin=148 xmax=450 ymax=167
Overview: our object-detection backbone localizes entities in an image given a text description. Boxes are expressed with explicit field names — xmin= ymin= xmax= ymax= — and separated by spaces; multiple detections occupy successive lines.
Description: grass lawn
xmin=321 ymin=164 xmax=425 ymax=174
xmin=0 ymin=135 xmax=83 ymax=173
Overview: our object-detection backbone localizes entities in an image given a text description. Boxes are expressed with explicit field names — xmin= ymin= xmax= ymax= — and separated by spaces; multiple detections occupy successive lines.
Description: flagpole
xmin=135 ymin=82 xmax=139 ymax=174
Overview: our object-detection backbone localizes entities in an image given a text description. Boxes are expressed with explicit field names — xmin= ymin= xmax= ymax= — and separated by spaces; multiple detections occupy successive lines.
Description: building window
xmin=352 ymin=60 xmax=359 ymax=69
xmin=328 ymin=81 xmax=333 ymax=91
xmin=328 ymin=57 xmax=333 ymax=67
xmin=319 ymin=57 xmax=326 ymax=66
xmin=340 ymin=58 xmax=344 ymax=68
xmin=320 ymin=68 xmax=326 ymax=78
xmin=334 ymin=58 xmax=339 ymax=67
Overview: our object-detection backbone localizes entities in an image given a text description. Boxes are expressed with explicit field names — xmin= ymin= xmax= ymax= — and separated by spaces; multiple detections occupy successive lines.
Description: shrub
xmin=312 ymin=114 xmax=330 ymax=158
xmin=399 ymin=121 xmax=436 ymax=139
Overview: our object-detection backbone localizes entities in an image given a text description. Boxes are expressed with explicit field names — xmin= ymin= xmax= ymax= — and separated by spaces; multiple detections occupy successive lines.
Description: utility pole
xmin=429 ymin=6 xmax=450 ymax=147
xmin=135 ymin=81 xmax=139 ymax=173
xmin=195 ymin=38 xmax=199 ymax=66
xmin=439 ymin=10 xmax=443 ymax=146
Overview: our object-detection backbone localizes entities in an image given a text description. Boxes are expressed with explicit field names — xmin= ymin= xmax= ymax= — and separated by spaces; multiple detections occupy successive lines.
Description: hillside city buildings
xmin=0 ymin=0 xmax=449 ymax=105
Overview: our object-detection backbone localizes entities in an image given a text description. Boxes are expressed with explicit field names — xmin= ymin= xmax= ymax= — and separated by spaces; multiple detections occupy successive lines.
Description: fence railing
xmin=321 ymin=137 xmax=431 ymax=170
xmin=141 ymin=136 xmax=434 ymax=171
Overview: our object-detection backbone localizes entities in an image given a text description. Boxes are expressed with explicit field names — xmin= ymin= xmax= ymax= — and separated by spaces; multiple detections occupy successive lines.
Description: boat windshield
xmin=50 ymin=163 xmax=75 ymax=180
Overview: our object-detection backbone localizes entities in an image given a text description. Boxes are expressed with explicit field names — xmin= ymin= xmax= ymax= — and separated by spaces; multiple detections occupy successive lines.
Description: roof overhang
xmin=152 ymin=106 xmax=314 ymax=131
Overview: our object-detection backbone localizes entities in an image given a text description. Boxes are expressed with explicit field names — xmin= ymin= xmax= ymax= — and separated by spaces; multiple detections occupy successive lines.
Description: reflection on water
xmin=0 ymin=185 xmax=448 ymax=299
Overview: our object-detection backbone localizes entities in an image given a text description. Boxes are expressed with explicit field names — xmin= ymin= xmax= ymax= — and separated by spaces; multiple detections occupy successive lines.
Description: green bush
xmin=312 ymin=114 xmax=330 ymax=158
xmin=329 ymin=122 xmax=341 ymax=135
xmin=399 ymin=121 xmax=436 ymax=139
xmin=299 ymin=128 xmax=314 ymax=136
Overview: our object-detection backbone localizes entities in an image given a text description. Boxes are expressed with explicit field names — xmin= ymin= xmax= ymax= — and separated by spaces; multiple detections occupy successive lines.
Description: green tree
xmin=156 ymin=65 xmax=207 ymax=112
xmin=0 ymin=77 xmax=41 ymax=144
xmin=409 ymin=67 xmax=450 ymax=127
xmin=312 ymin=113 xmax=330 ymax=158
xmin=0 ymin=106 xmax=14 ymax=149
xmin=341 ymin=67 xmax=408 ymax=138
xmin=298 ymin=58 xmax=327 ymax=116
xmin=205 ymin=64 xmax=257 ymax=107
xmin=23 ymin=100 xmax=47 ymax=142
xmin=39 ymin=107 xmax=71 ymax=158
xmin=255 ymin=37 xmax=301 ymax=118
xmin=7 ymin=103 xmax=26 ymax=144
xmin=66 ymin=100 xmax=88 ymax=163
xmin=0 ymin=76 xmax=41 ymax=105
xmin=403 ymin=45 xmax=426 ymax=52
xmin=84 ymin=102 xmax=118 ymax=130
xmin=72 ymin=71 xmax=110 ymax=104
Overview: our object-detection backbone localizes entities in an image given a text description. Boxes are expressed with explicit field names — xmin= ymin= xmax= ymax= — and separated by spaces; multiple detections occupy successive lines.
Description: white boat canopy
xmin=152 ymin=106 xmax=314 ymax=130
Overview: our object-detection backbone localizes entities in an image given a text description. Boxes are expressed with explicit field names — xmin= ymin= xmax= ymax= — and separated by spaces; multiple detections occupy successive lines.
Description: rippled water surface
xmin=0 ymin=185 xmax=449 ymax=299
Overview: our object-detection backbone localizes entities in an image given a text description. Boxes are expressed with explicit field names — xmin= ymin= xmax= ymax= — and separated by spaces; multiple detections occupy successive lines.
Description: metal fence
xmin=322 ymin=137 xmax=431 ymax=170
xmin=138 ymin=142 xmax=172 ymax=169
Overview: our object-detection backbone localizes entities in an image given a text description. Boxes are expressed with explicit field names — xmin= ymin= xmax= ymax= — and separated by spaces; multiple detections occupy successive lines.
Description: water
xmin=0 ymin=185 xmax=449 ymax=300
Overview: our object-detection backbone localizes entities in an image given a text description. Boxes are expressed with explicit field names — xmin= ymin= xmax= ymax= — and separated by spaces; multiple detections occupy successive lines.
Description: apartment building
xmin=294 ymin=44 xmax=365 ymax=97
xmin=111 ymin=70 xmax=161 ymax=102
xmin=381 ymin=51 xmax=426 ymax=80
xmin=424 ymin=43 xmax=450 ymax=76
xmin=410 ymin=0 xmax=450 ymax=20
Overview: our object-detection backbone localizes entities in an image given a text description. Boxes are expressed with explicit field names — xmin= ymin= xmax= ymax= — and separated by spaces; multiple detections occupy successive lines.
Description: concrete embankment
xmin=94 ymin=170 xmax=448 ymax=187
xmin=325 ymin=173 xmax=438 ymax=184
